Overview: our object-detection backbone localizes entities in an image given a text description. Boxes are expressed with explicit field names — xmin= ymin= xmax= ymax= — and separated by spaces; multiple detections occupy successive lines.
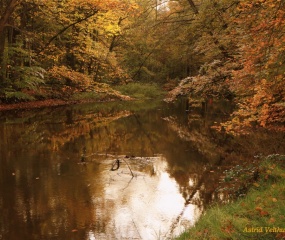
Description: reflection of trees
xmin=48 ymin=110 xmax=132 ymax=151
xmin=0 ymin=105 xmax=134 ymax=240
xmin=162 ymin=101 xmax=224 ymax=207
xmin=163 ymin=99 xmax=285 ymax=209
xmin=0 ymin=148 xmax=114 ymax=240
xmin=0 ymin=107 xmax=132 ymax=153
xmin=0 ymin=102 xmax=174 ymax=240
xmin=163 ymin=100 xmax=285 ymax=235
xmin=1 ymin=100 xmax=284 ymax=239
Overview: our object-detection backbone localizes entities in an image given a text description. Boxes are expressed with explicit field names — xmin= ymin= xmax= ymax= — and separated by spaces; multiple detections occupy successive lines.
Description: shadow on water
xmin=0 ymin=99 xmax=284 ymax=240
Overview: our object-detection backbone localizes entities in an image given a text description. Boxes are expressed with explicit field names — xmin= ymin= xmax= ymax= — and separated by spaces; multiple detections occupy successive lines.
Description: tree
xmin=223 ymin=0 xmax=285 ymax=132
xmin=118 ymin=0 xmax=202 ymax=83
xmin=0 ymin=0 xmax=139 ymax=101
xmin=0 ymin=0 xmax=21 ymax=82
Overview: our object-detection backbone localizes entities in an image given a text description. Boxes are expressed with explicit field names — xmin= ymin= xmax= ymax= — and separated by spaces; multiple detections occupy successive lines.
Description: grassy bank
xmin=114 ymin=82 xmax=166 ymax=99
xmin=176 ymin=154 xmax=285 ymax=240
xmin=0 ymin=82 xmax=166 ymax=111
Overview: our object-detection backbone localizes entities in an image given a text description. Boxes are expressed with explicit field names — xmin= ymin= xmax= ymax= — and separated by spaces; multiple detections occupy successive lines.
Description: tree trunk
xmin=0 ymin=0 xmax=19 ymax=40
xmin=0 ymin=0 xmax=20 ymax=82
xmin=186 ymin=0 xmax=199 ymax=14
xmin=109 ymin=17 xmax=126 ymax=52
xmin=0 ymin=29 xmax=7 ymax=83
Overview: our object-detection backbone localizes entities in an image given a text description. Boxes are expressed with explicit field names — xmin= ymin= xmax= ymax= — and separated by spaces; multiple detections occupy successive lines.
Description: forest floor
xmin=176 ymin=154 xmax=285 ymax=240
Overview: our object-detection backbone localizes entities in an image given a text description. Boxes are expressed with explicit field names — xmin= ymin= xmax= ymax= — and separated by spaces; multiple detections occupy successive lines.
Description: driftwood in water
xmin=110 ymin=159 xmax=134 ymax=178
xmin=111 ymin=159 xmax=120 ymax=171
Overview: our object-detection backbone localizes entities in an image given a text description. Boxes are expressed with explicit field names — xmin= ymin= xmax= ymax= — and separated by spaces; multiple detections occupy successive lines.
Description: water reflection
xmin=98 ymin=156 xmax=199 ymax=239
xmin=0 ymin=100 xmax=284 ymax=240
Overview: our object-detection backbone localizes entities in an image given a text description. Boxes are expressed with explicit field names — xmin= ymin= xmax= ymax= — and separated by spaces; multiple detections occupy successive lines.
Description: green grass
xmin=71 ymin=91 xmax=106 ymax=101
xmin=176 ymin=154 xmax=285 ymax=240
xmin=114 ymin=82 xmax=166 ymax=99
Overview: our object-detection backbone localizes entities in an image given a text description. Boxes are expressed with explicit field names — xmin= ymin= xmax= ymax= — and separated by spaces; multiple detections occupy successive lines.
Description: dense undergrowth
xmin=0 ymin=68 xmax=166 ymax=106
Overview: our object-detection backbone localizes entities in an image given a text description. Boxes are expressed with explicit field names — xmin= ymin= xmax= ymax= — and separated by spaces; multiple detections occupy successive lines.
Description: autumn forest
xmin=0 ymin=0 xmax=285 ymax=133
xmin=1 ymin=1 xmax=285 ymax=239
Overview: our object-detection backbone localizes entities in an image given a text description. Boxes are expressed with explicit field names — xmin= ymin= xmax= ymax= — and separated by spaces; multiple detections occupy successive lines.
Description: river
xmin=0 ymin=99 xmax=284 ymax=240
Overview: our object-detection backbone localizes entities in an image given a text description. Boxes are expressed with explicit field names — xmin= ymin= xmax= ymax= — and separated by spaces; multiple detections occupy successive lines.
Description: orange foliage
xmin=225 ymin=0 xmax=285 ymax=133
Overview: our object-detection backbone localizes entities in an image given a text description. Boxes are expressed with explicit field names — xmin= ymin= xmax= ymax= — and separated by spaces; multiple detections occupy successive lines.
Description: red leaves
xmin=255 ymin=206 xmax=269 ymax=216
xmin=222 ymin=223 xmax=235 ymax=234
xmin=224 ymin=0 xmax=285 ymax=133
xmin=277 ymin=233 xmax=285 ymax=239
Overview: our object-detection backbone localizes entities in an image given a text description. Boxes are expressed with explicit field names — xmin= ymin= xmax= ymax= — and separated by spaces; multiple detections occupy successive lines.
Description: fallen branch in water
xmin=121 ymin=158 xmax=135 ymax=178
xmin=110 ymin=159 xmax=134 ymax=178
xmin=111 ymin=159 xmax=120 ymax=171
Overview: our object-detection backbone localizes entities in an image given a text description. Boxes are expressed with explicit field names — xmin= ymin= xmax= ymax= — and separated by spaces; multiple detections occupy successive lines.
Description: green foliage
xmin=119 ymin=0 xmax=198 ymax=83
xmin=12 ymin=66 xmax=46 ymax=90
xmin=0 ymin=65 xmax=46 ymax=102
xmin=2 ymin=90 xmax=35 ymax=102
xmin=218 ymin=163 xmax=260 ymax=199
xmin=114 ymin=82 xmax=165 ymax=99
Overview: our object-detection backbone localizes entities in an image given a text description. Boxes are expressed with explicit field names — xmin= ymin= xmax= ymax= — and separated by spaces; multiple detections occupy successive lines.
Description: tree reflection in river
xmin=0 ymin=100 xmax=284 ymax=240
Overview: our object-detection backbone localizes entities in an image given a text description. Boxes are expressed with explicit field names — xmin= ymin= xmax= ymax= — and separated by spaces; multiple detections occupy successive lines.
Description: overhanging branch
xmin=37 ymin=10 xmax=98 ymax=55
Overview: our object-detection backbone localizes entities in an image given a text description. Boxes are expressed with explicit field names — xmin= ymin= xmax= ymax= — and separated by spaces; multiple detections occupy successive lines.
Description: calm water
xmin=0 ymin=99 xmax=284 ymax=240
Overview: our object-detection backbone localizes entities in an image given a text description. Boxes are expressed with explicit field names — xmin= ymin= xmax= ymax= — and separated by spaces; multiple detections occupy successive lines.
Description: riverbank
xmin=0 ymin=87 xmax=133 ymax=112
xmin=176 ymin=154 xmax=285 ymax=240
xmin=0 ymin=99 xmax=78 ymax=111
xmin=0 ymin=97 xmax=130 ymax=112
xmin=0 ymin=83 xmax=166 ymax=112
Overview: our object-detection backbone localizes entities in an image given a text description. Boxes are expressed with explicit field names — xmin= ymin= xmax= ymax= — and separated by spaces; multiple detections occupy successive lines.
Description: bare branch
xmin=37 ymin=10 xmax=98 ymax=54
